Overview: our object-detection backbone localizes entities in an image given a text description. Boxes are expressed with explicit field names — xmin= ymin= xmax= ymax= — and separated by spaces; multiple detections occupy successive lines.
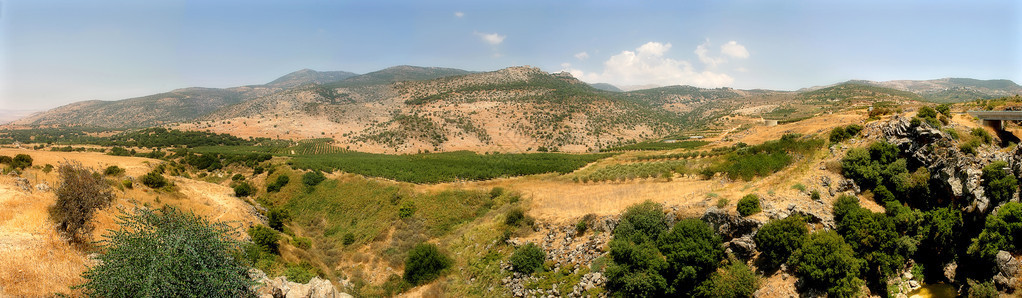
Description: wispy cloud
xmin=454 ymin=11 xmax=464 ymax=18
xmin=474 ymin=32 xmax=505 ymax=45
xmin=574 ymin=51 xmax=589 ymax=60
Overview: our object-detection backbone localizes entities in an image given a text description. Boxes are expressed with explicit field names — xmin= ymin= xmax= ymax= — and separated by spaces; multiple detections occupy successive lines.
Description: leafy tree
xmin=343 ymin=232 xmax=356 ymax=245
xmin=969 ymin=202 xmax=1022 ymax=262
xmin=605 ymin=239 xmax=669 ymax=296
xmin=968 ymin=279 xmax=999 ymax=298
xmin=266 ymin=174 xmax=290 ymax=192
xmin=248 ymin=224 xmax=280 ymax=254
xmin=76 ymin=206 xmax=254 ymax=297
xmin=917 ymin=207 xmax=962 ymax=261
xmin=302 ymin=170 xmax=326 ymax=187
xmin=754 ymin=215 xmax=808 ymax=269
xmin=833 ymin=195 xmax=861 ymax=223
xmin=657 ymin=218 xmax=724 ymax=295
xmin=267 ymin=208 xmax=290 ymax=231
xmin=505 ymin=207 xmax=525 ymax=226
xmin=972 ymin=128 xmax=994 ymax=144
xmin=695 ymin=261 xmax=760 ymax=298
xmin=0 ymin=155 xmax=11 ymax=164
xmin=11 ymin=154 xmax=32 ymax=169
xmin=789 ymin=231 xmax=863 ymax=297
xmin=614 ymin=200 xmax=668 ymax=243
xmin=103 ymin=165 xmax=125 ymax=176
xmin=982 ymin=161 xmax=1017 ymax=206
xmin=231 ymin=173 xmax=245 ymax=181
xmin=829 ymin=126 xmax=849 ymax=143
xmin=737 ymin=194 xmax=761 ymax=216
xmin=917 ymin=106 xmax=938 ymax=119
xmin=510 ymin=243 xmax=546 ymax=274
xmin=403 ymin=243 xmax=451 ymax=285
xmin=936 ymin=104 xmax=951 ymax=117
xmin=233 ymin=182 xmax=254 ymax=197
xmin=140 ymin=170 xmax=168 ymax=189
xmin=50 ymin=162 xmax=115 ymax=246
xmin=873 ymin=185 xmax=896 ymax=204
xmin=841 ymin=141 xmax=905 ymax=191
xmin=835 ymin=205 xmax=903 ymax=286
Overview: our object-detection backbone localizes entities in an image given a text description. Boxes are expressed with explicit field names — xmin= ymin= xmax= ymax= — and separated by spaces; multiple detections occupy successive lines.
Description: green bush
xmin=399 ymin=202 xmax=416 ymax=219
xmin=76 ymin=206 xmax=254 ymax=297
xmin=972 ymin=128 xmax=994 ymax=144
xmin=248 ymin=224 xmax=280 ymax=254
xmin=510 ymin=243 xmax=546 ymax=274
xmin=613 ymin=200 xmax=668 ymax=243
xmin=11 ymin=154 xmax=32 ymax=169
xmin=267 ymin=208 xmax=290 ymax=231
xmin=0 ymin=155 xmax=11 ymax=164
xmin=489 ymin=187 xmax=505 ymax=199
xmin=829 ymin=125 xmax=862 ymax=143
xmin=840 ymin=141 xmax=904 ymax=191
xmin=283 ymin=263 xmax=317 ymax=284
xmin=737 ymin=194 xmax=761 ymax=216
xmin=716 ymin=197 xmax=728 ymax=208
xmin=917 ymin=106 xmax=938 ymax=119
xmin=754 ymin=215 xmax=808 ymax=269
xmin=266 ymin=174 xmax=290 ymax=192
xmin=403 ymin=243 xmax=451 ymax=285
xmin=122 ymin=180 xmax=133 ymax=189
xmin=302 ymin=171 xmax=326 ymax=187
xmin=343 ymin=232 xmax=356 ymax=245
xmin=968 ymin=279 xmax=999 ymax=298
xmin=103 ymin=165 xmax=125 ymax=176
xmin=231 ymin=173 xmax=245 ymax=181
xmin=505 ymin=207 xmax=526 ymax=226
xmin=810 ymin=190 xmax=821 ymax=201
xmin=969 ymin=202 xmax=1022 ymax=262
xmin=140 ymin=170 xmax=168 ymax=189
xmin=695 ymin=261 xmax=761 ymax=298
xmin=233 ymin=182 xmax=254 ymax=197
xmin=50 ymin=162 xmax=115 ymax=246
xmin=789 ymin=231 xmax=863 ymax=297
xmin=982 ymin=161 xmax=1017 ymax=206
xmin=936 ymin=104 xmax=951 ymax=117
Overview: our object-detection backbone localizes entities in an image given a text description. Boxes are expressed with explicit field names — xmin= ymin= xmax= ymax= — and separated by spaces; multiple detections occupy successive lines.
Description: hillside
xmin=798 ymin=82 xmax=922 ymax=102
xmin=806 ymin=78 xmax=1022 ymax=103
xmin=322 ymin=65 xmax=474 ymax=88
xmin=265 ymin=69 xmax=359 ymax=88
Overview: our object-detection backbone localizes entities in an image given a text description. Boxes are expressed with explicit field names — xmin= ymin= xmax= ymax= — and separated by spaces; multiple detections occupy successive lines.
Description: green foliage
xmin=969 ymin=202 xmax=1022 ymax=262
xmin=0 ymin=155 xmax=10 ymax=164
xmin=968 ymin=279 xmax=999 ymax=298
xmin=833 ymin=195 xmax=861 ymax=223
xmin=231 ymin=173 xmax=245 ymax=181
xmin=505 ymin=207 xmax=526 ymax=227
xmin=613 ymin=201 xmax=668 ymax=243
xmin=108 ymin=146 xmax=132 ymax=156
xmin=140 ymin=170 xmax=168 ymax=189
xmin=972 ymin=127 xmax=994 ymax=144
xmin=789 ymin=231 xmax=863 ymax=297
xmin=936 ymin=104 xmax=951 ymax=117
xmin=302 ymin=171 xmax=326 ymax=187
xmin=489 ymin=187 xmax=505 ymax=199
xmin=248 ymin=224 xmax=280 ymax=254
xmin=510 ymin=243 xmax=546 ymax=274
xmin=810 ymin=190 xmax=821 ymax=201
xmin=233 ymin=182 xmax=254 ymax=197
xmin=754 ymin=215 xmax=808 ymax=269
xmin=840 ymin=141 xmax=905 ymax=191
xmin=267 ymin=208 xmax=290 ymax=231
xmin=76 ymin=206 xmax=253 ymax=297
xmin=917 ymin=106 xmax=938 ymax=119
xmin=11 ymin=154 xmax=32 ymax=169
xmin=982 ymin=161 xmax=1017 ymax=206
xmin=873 ymin=185 xmax=895 ymax=204
xmin=266 ymin=174 xmax=290 ymax=192
xmin=399 ymin=202 xmax=416 ymax=218
xmin=737 ymin=194 xmax=761 ymax=217
xmin=572 ymin=160 xmax=686 ymax=183
xmin=716 ymin=197 xmax=729 ymax=208
xmin=343 ymin=232 xmax=356 ymax=245
xmin=103 ymin=165 xmax=125 ymax=176
xmin=917 ymin=207 xmax=962 ymax=261
xmin=695 ymin=261 xmax=761 ymax=298
xmin=702 ymin=135 xmax=824 ymax=181
xmin=834 ymin=201 xmax=903 ymax=285
xmin=605 ymin=140 xmax=708 ymax=151
xmin=829 ymin=124 xmax=863 ymax=143
xmin=403 ymin=243 xmax=451 ymax=285
xmin=283 ymin=263 xmax=317 ymax=284
xmin=50 ymin=162 xmax=115 ymax=246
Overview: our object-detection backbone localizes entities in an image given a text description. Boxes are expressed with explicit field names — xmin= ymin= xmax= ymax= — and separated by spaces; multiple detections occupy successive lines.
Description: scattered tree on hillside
xmin=510 ymin=243 xmax=546 ymax=274
xmin=737 ymin=194 xmax=761 ymax=217
xmin=403 ymin=243 xmax=451 ymax=286
xmin=50 ymin=162 xmax=114 ymax=246
xmin=982 ymin=161 xmax=1017 ymax=206
xmin=755 ymin=215 xmax=808 ymax=269
xmin=789 ymin=231 xmax=863 ymax=297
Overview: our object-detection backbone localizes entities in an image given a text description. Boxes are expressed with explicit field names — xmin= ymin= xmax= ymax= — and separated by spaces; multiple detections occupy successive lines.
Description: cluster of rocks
xmin=995 ymin=250 xmax=1021 ymax=289
xmin=701 ymin=207 xmax=762 ymax=259
xmin=250 ymin=269 xmax=350 ymax=298
xmin=501 ymin=216 xmax=616 ymax=297
xmin=13 ymin=177 xmax=32 ymax=192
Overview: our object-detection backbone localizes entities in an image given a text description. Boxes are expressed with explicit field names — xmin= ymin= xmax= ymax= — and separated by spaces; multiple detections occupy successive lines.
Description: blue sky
xmin=1 ymin=0 xmax=1019 ymax=111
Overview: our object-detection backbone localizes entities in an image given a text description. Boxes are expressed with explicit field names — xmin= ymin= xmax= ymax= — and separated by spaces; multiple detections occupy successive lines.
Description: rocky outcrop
xmin=702 ymin=207 xmax=763 ymax=259
xmin=995 ymin=251 xmax=1020 ymax=290
xmin=250 ymin=269 xmax=350 ymax=298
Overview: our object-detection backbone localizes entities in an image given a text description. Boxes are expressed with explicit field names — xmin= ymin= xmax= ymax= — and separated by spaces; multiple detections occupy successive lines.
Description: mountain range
xmin=6 ymin=65 xmax=1020 ymax=153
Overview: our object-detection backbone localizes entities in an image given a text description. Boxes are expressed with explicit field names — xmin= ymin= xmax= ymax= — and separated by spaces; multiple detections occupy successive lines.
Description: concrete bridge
xmin=968 ymin=111 xmax=1022 ymax=130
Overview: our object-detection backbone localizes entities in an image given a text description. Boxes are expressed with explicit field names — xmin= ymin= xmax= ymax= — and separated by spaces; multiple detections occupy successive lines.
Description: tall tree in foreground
xmin=76 ymin=206 xmax=254 ymax=297
xmin=50 ymin=162 xmax=114 ymax=246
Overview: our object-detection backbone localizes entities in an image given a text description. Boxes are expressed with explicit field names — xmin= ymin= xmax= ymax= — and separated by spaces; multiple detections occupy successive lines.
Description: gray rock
xmin=997 ymin=250 xmax=1020 ymax=277
xmin=251 ymin=269 xmax=350 ymax=298
xmin=727 ymin=235 xmax=758 ymax=260
xmin=701 ymin=207 xmax=763 ymax=240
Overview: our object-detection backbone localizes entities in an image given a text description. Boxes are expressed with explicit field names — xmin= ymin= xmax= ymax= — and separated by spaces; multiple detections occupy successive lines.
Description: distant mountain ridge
xmin=803 ymin=78 xmax=1022 ymax=103
xmin=265 ymin=69 xmax=358 ymax=88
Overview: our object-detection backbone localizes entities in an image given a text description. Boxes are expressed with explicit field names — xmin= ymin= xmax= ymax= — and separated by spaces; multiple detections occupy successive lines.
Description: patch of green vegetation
xmin=604 ymin=140 xmax=708 ymax=151
xmin=701 ymin=134 xmax=824 ymax=181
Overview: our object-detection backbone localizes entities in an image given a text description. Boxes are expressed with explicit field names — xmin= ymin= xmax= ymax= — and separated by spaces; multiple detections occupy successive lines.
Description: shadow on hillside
xmin=996 ymin=129 xmax=1020 ymax=147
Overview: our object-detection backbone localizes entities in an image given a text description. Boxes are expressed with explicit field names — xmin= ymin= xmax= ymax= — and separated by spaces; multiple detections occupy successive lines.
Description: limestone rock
xmin=251 ymin=269 xmax=350 ymax=298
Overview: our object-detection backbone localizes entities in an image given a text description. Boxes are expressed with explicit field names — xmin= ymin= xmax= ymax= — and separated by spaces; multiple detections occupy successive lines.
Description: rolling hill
xmin=806 ymin=78 xmax=1022 ymax=103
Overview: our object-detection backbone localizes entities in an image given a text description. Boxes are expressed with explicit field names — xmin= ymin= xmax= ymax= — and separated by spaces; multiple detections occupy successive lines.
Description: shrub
xmin=716 ymin=197 xmax=729 ymax=208
xmin=76 ymin=206 xmax=254 ymax=297
xmin=968 ymin=279 xmax=999 ymax=298
xmin=302 ymin=170 xmax=326 ymax=187
xmin=576 ymin=214 xmax=596 ymax=235
xmin=737 ymin=194 xmax=761 ymax=216
xmin=50 ymin=162 xmax=115 ymax=246
xmin=0 ymin=155 xmax=11 ymax=164
xmin=754 ymin=215 xmax=808 ymax=269
xmin=103 ymin=165 xmax=125 ymax=176
xmin=972 ymin=128 xmax=994 ymax=144
xmin=267 ymin=208 xmax=290 ymax=231
xmin=606 ymin=217 xmax=723 ymax=297
xmin=936 ymin=104 xmax=951 ymax=117
xmin=12 ymin=154 xmax=32 ymax=169
xmin=695 ymin=261 xmax=761 ymax=298
xmin=403 ymin=243 xmax=451 ymax=285
xmin=231 ymin=173 xmax=244 ymax=181
xmin=233 ymin=182 xmax=254 ymax=197
xmin=343 ymin=232 xmax=356 ymax=245
xmin=510 ymin=243 xmax=546 ymax=274
xmin=917 ymin=106 xmax=938 ymax=119
xmin=505 ymin=207 xmax=526 ymax=226
xmin=489 ymin=187 xmax=505 ymax=199
xmin=140 ymin=171 xmax=168 ymax=189
xmin=122 ymin=180 xmax=133 ymax=189
xmin=810 ymin=190 xmax=821 ymax=201
xmin=399 ymin=202 xmax=416 ymax=218
xmin=982 ymin=161 xmax=1017 ymax=206
xmin=789 ymin=231 xmax=863 ymax=297
xmin=969 ymin=202 xmax=1022 ymax=262
xmin=42 ymin=164 xmax=53 ymax=173
xmin=248 ymin=225 xmax=280 ymax=254
xmin=266 ymin=174 xmax=290 ymax=192
xmin=613 ymin=200 xmax=668 ymax=243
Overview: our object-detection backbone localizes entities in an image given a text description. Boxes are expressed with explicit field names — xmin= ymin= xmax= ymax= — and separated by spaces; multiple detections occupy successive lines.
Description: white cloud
xmin=562 ymin=41 xmax=746 ymax=88
xmin=475 ymin=32 xmax=505 ymax=45
xmin=721 ymin=41 xmax=749 ymax=59
xmin=574 ymin=51 xmax=589 ymax=60
xmin=454 ymin=11 xmax=464 ymax=18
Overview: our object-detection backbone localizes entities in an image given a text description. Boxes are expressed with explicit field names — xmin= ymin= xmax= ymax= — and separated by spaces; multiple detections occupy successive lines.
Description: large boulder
xmin=995 ymin=251 xmax=1021 ymax=290
xmin=251 ymin=269 xmax=351 ymax=298
xmin=701 ymin=207 xmax=762 ymax=240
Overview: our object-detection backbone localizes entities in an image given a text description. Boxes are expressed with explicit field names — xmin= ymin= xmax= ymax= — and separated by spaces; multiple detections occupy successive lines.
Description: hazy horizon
xmin=2 ymin=0 xmax=1019 ymax=111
